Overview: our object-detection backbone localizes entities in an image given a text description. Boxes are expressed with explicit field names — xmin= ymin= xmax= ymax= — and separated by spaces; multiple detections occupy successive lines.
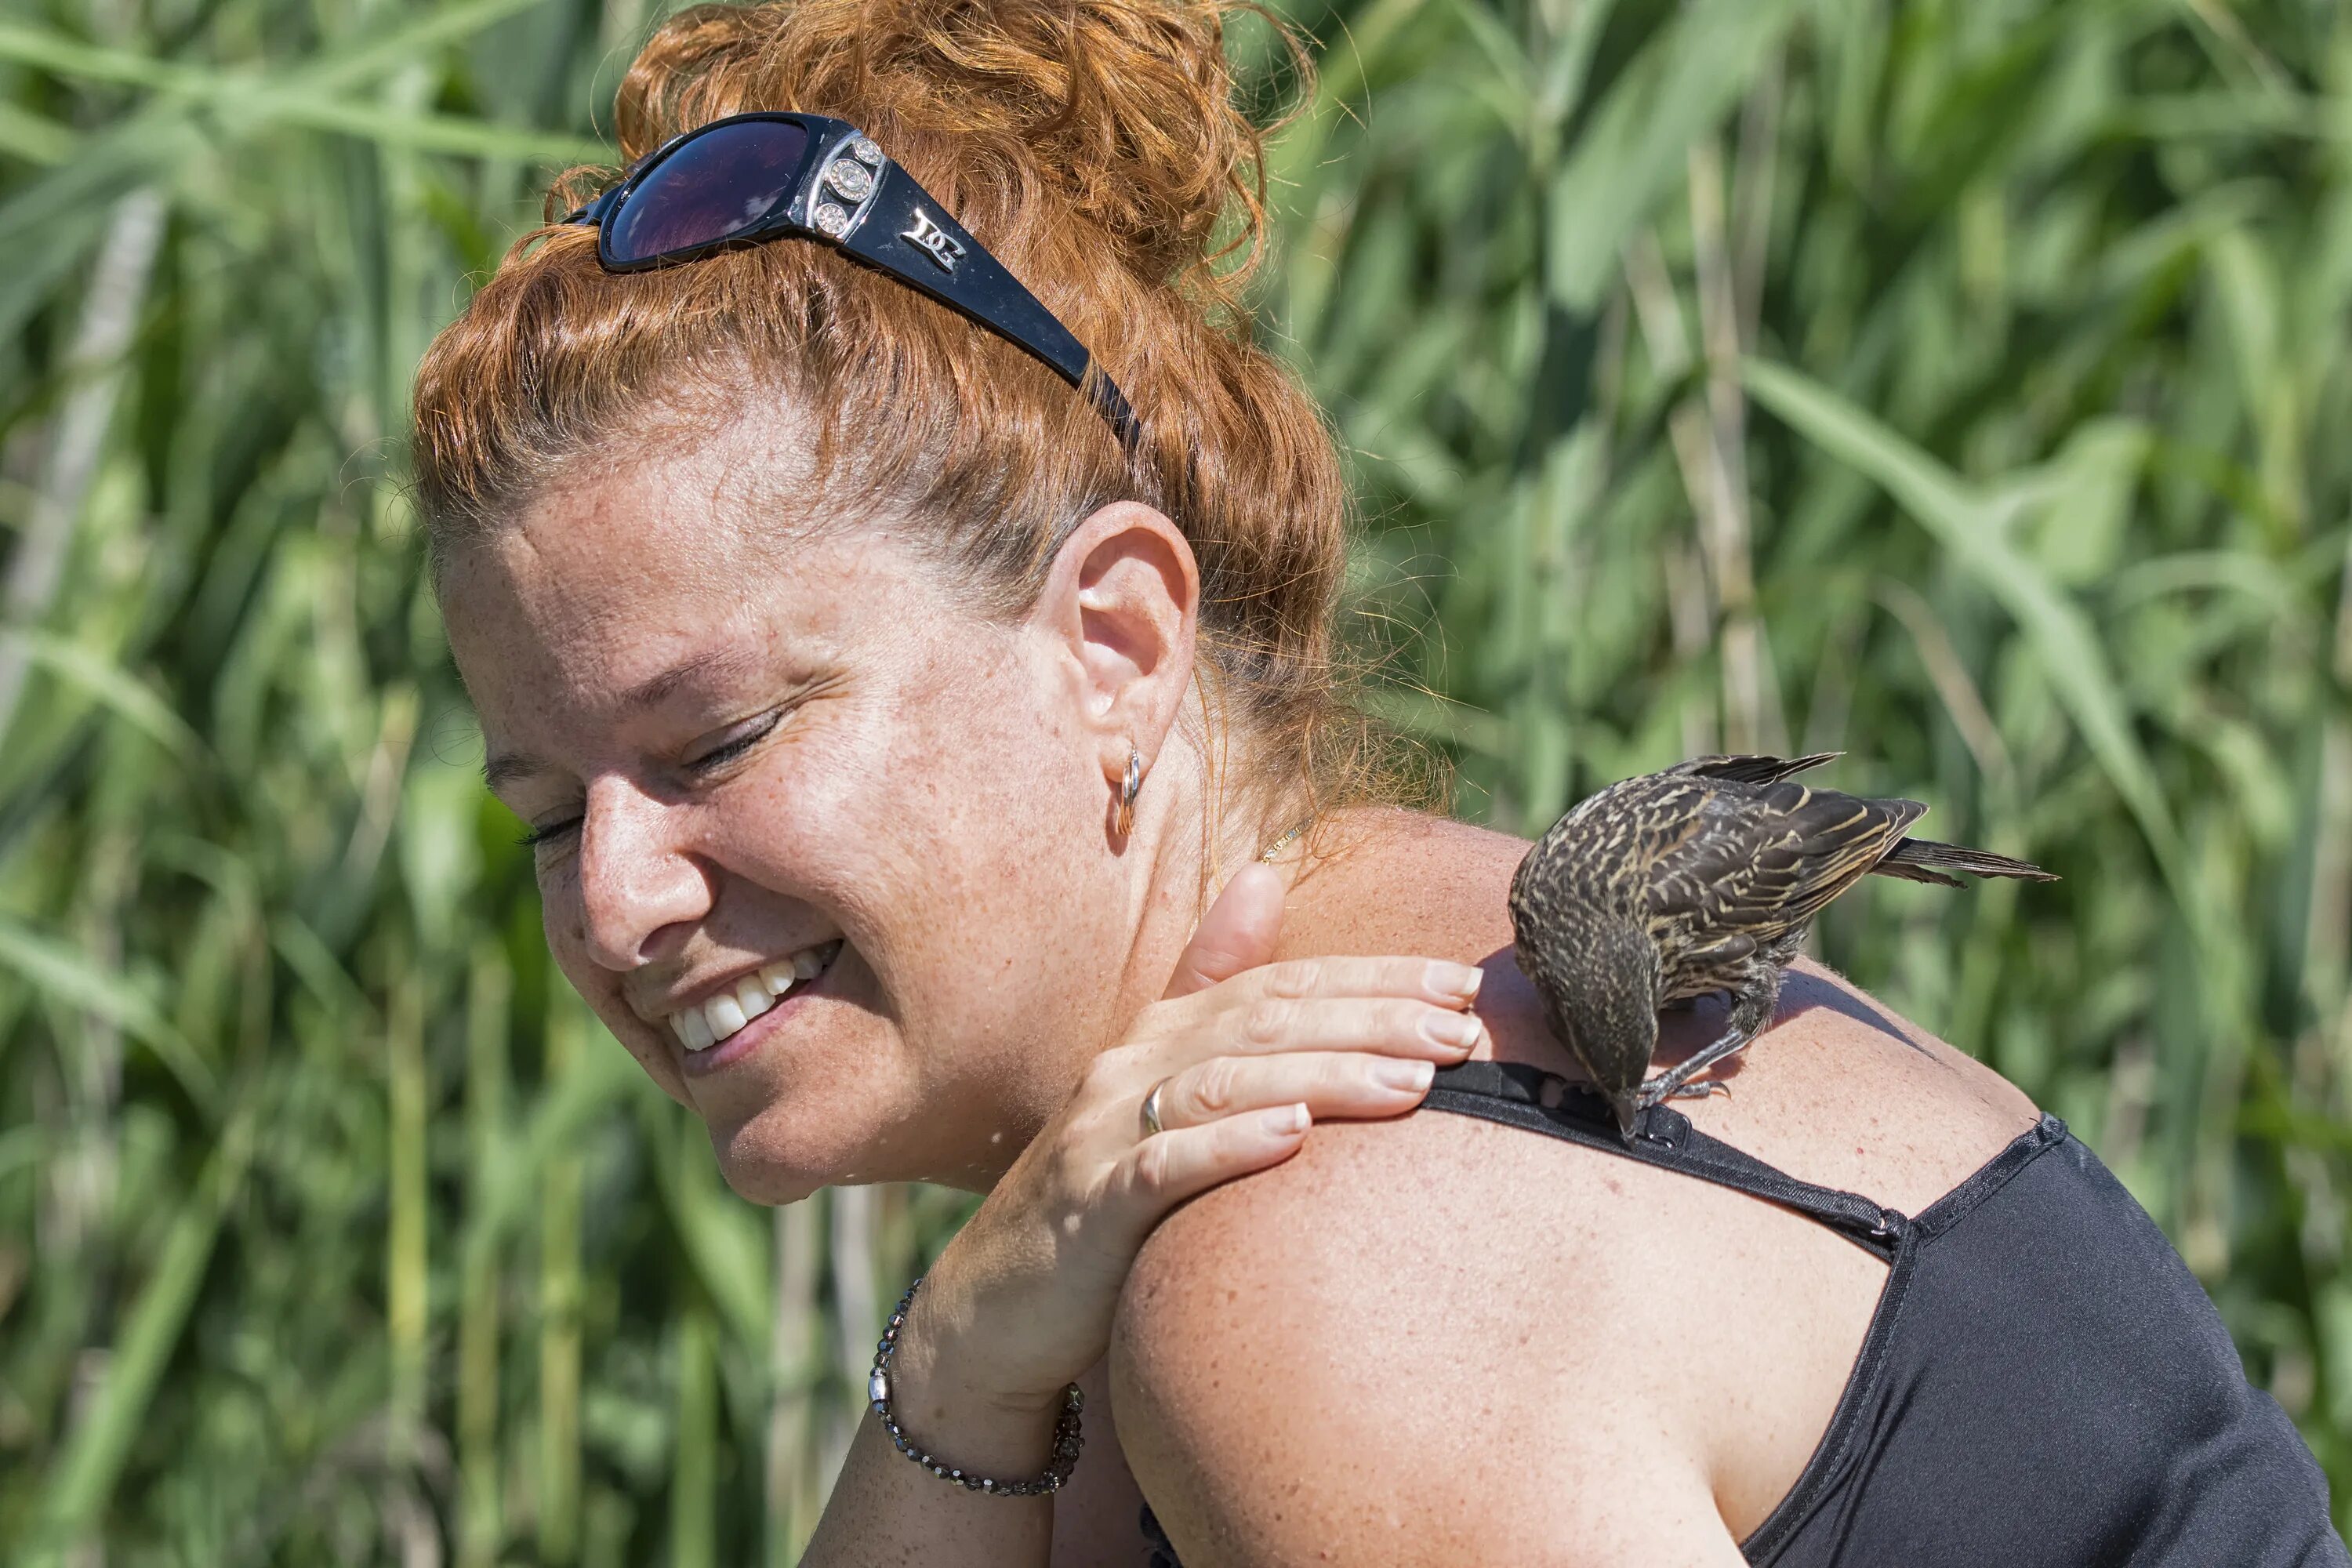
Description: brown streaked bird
xmin=1508 ymin=753 xmax=2056 ymax=1141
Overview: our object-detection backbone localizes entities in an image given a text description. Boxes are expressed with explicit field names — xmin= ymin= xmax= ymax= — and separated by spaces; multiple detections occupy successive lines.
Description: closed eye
xmin=512 ymin=707 xmax=790 ymax=852
xmin=518 ymin=815 xmax=581 ymax=849
xmin=685 ymin=709 xmax=783 ymax=775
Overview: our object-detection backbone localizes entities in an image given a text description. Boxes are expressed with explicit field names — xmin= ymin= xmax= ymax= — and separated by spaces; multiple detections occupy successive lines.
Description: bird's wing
xmin=1664 ymin=752 xmax=1844 ymax=786
xmin=1554 ymin=771 xmax=1644 ymax=831
xmin=1642 ymin=781 xmax=1929 ymax=943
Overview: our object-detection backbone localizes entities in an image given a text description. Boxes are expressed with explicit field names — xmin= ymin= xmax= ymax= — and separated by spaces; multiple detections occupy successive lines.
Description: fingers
xmin=1242 ymin=954 xmax=1486 ymax=1008
xmin=1163 ymin=863 xmax=1286 ymax=999
xmin=1212 ymin=994 xmax=1488 ymax=1060
xmin=1102 ymin=938 xmax=1491 ymax=1236
xmin=1120 ymin=1102 xmax=1314 ymax=1212
xmin=1106 ymin=1029 xmax=1462 ymax=1229
xmin=1150 ymin=956 xmax=1486 ymax=1046
xmin=1149 ymin=1048 xmax=1440 ymax=1132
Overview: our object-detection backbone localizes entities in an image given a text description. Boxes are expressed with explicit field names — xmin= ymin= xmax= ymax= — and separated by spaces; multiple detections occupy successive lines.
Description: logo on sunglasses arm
xmin=902 ymin=209 xmax=967 ymax=274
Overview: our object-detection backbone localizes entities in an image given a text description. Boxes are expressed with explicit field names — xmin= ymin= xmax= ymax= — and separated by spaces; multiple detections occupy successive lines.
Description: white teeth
xmin=706 ymin=993 xmax=748 ymax=1038
xmin=669 ymin=940 xmax=840 ymax=1052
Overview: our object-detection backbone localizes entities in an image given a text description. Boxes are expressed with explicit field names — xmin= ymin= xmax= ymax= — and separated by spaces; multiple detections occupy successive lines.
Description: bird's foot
xmin=1625 ymin=1022 xmax=1759 ymax=1131
xmin=1627 ymin=1070 xmax=1729 ymax=1117
xmin=1632 ymin=1062 xmax=1734 ymax=1111
xmin=1610 ymin=1076 xmax=1729 ymax=1143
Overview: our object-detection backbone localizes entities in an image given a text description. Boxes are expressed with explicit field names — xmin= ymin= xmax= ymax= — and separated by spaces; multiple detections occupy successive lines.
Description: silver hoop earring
xmin=1113 ymin=749 xmax=1144 ymax=840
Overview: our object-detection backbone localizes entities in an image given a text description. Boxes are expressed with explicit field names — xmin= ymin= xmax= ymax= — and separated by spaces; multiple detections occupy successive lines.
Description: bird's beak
xmin=1611 ymin=1094 xmax=1641 ymax=1144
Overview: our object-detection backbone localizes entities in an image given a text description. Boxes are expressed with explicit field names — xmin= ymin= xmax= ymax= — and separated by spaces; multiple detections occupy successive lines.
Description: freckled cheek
xmin=727 ymin=805 xmax=951 ymax=1025
xmin=705 ymin=775 xmax=866 ymax=898
xmin=534 ymin=853 xmax=585 ymax=944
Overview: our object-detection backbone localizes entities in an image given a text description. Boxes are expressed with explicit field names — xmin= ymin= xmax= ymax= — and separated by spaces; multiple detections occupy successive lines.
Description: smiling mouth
xmin=667 ymin=938 xmax=844 ymax=1053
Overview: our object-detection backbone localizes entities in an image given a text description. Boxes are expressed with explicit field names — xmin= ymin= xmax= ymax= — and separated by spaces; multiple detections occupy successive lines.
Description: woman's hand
xmin=891 ymin=862 xmax=1488 ymax=1430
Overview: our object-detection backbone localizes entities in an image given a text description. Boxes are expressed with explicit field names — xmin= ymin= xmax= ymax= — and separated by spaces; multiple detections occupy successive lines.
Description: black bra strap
xmin=1421 ymin=1061 xmax=1907 ymax=1261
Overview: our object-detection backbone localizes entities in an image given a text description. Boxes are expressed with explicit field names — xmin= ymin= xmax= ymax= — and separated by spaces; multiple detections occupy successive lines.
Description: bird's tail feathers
xmin=1669 ymin=752 xmax=1844 ymax=786
xmin=1877 ymin=838 xmax=2058 ymax=884
xmin=1869 ymin=857 xmax=1964 ymax=887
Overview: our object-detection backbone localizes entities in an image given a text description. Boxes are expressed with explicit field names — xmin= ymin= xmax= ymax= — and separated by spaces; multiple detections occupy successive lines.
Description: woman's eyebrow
xmin=482 ymin=750 xmax=548 ymax=792
xmin=478 ymin=650 xmax=779 ymax=790
xmin=621 ymin=646 xmax=766 ymax=710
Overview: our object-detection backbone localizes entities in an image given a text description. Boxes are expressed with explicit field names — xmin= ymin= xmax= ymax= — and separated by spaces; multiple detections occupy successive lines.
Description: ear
xmin=1030 ymin=501 xmax=1200 ymax=786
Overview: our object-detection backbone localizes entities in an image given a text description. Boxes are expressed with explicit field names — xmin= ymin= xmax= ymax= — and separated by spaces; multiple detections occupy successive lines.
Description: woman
xmin=412 ymin=2 xmax=2347 ymax=1562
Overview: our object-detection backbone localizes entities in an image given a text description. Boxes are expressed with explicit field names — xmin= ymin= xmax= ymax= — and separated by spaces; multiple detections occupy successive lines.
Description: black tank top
xmin=1138 ymin=1059 xmax=2349 ymax=1566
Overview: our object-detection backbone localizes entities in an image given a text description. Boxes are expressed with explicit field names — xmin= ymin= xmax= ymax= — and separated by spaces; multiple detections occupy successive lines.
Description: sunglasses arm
xmin=837 ymin=162 xmax=1140 ymax=456
xmin=561 ymin=183 xmax=626 ymax=229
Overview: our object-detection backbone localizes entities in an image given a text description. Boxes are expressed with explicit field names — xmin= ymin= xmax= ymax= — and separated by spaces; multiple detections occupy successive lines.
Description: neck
xmin=950 ymin=722 xmax=1304 ymax=1192
xmin=1116 ymin=726 xmax=1305 ymax=1004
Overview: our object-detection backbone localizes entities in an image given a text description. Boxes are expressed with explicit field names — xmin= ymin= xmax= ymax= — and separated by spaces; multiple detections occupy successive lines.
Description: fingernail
xmin=1427 ymin=961 xmax=1483 ymax=1001
xmin=1422 ymin=1011 xmax=1482 ymax=1051
xmin=1377 ymin=1058 xmax=1436 ymax=1091
xmin=1261 ymin=1103 xmax=1309 ymax=1134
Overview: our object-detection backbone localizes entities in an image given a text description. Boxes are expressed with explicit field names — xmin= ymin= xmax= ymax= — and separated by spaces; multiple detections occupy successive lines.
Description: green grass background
xmin=4 ymin=0 xmax=2350 ymax=1559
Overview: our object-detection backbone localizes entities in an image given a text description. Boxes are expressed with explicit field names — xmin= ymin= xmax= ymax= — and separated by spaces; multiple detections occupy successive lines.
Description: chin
xmin=706 ymin=1091 xmax=930 ymax=1205
xmin=708 ymin=1109 xmax=850 ymax=1205
xmin=717 ymin=1159 xmax=824 ymax=1207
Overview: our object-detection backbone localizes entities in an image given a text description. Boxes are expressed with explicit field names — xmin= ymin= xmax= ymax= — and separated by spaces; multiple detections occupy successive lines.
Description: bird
xmin=1508 ymin=753 xmax=2056 ymax=1141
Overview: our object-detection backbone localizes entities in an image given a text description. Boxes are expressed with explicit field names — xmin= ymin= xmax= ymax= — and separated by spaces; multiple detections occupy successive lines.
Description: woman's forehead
xmin=441 ymin=472 xmax=821 ymax=714
xmin=438 ymin=457 xmax=969 ymax=756
xmin=448 ymin=497 xmax=735 ymax=659
xmin=451 ymin=410 xmax=852 ymax=630
xmin=515 ymin=428 xmax=785 ymax=583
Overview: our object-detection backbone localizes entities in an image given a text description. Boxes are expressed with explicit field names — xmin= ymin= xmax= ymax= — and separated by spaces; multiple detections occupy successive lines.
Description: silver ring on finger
xmin=1139 ymin=1076 xmax=1171 ymax=1139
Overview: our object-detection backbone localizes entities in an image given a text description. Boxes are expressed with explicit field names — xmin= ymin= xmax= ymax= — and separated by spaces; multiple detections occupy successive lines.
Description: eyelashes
xmin=515 ymin=710 xmax=786 ymax=851
xmin=685 ymin=709 xmax=782 ymax=773
xmin=518 ymin=816 xmax=580 ymax=849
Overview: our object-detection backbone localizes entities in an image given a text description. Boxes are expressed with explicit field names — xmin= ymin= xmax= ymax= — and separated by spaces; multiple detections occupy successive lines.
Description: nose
xmin=569 ymin=776 xmax=712 ymax=971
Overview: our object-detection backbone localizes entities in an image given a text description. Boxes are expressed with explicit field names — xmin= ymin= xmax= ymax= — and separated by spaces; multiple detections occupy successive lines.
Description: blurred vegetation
xmin=2 ymin=0 xmax=2350 ymax=1559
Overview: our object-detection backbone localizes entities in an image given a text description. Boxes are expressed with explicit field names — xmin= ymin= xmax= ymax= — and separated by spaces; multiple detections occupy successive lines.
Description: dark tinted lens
xmin=606 ymin=119 xmax=811 ymax=264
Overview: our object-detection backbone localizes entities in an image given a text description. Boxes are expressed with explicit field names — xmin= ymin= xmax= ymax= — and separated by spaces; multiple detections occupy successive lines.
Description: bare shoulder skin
xmin=1076 ymin=808 xmax=2039 ymax=1565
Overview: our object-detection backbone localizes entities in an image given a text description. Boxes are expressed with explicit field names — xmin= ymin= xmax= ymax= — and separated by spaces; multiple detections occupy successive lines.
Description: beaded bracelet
xmin=868 ymin=1275 xmax=1086 ymax=1496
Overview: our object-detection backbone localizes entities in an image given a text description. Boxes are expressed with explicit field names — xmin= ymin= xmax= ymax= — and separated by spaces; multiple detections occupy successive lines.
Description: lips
xmin=667 ymin=938 xmax=844 ymax=1052
xmin=668 ymin=940 xmax=842 ymax=1072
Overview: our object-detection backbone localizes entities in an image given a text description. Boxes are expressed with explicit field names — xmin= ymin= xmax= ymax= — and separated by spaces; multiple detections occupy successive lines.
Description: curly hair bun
xmin=601 ymin=0 xmax=1288 ymax=305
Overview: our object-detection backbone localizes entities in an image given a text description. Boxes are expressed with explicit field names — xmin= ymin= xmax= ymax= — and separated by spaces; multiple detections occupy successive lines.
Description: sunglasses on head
xmin=564 ymin=111 xmax=1140 ymax=453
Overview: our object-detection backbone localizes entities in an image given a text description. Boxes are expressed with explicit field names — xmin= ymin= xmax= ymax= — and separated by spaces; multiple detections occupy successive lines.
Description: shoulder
xmin=1281 ymin=807 xmax=1527 ymax=967
xmin=1108 ymin=1102 xmax=1742 ymax=1565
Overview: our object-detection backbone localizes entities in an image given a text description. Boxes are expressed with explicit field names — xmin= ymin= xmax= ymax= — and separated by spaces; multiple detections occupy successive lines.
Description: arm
xmin=799 ymin=1304 xmax=1062 ymax=1565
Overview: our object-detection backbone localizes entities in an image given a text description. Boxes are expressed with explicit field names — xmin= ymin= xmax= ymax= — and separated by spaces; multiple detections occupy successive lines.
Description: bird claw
xmin=1628 ymin=1074 xmax=1730 ymax=1115
xmin=1611 ymin=1071 xmax=1731 ymax=1144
